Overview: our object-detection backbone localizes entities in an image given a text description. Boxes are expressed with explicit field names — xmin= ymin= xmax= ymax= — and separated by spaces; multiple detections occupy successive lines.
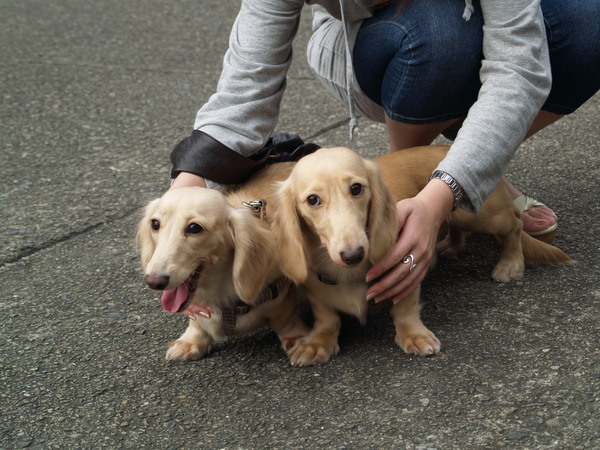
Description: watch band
xmin=429 ymin=170 xmax=463 ymax=211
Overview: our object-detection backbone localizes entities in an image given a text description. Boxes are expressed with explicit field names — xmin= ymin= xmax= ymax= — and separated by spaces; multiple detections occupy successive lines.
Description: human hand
xmin=365 ymin=179 xmax=455 ymax=303
xmin=181 ymin=301 xmax=213 ymax=321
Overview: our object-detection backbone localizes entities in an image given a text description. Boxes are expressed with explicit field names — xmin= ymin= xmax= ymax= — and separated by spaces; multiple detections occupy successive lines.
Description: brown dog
xmin=137 ymin=163 xmax=309 ymax=362
xmin=271 ymin=146 xmax=571 ymax=366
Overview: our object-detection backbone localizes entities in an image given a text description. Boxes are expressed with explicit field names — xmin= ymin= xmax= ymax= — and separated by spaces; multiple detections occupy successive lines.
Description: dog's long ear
xmin=136 ymin=199 xmax=159 ymax=271
xmin=366 ymin=159 xmax=398 ymax=265
xmin=228 ymin=209 xmax=275 ymax=304
xmin=270 ymin=179 xmax=308 ymax=284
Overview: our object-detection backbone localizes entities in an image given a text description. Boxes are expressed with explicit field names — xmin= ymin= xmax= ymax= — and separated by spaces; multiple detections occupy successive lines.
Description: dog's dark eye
xmin=307 ymin=195 xmax=321 ymax=207
xmin=186 ymin=223 xmax=204 ymax=235
xmin=151 ymin=219 xmax=160 ymax=231
xmin=350 ymin=183 xmax=363 ymax=196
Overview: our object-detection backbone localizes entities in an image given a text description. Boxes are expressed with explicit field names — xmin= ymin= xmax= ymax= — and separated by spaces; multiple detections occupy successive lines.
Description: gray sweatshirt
xmin=190 ymin=0 xmax=551 ymax=212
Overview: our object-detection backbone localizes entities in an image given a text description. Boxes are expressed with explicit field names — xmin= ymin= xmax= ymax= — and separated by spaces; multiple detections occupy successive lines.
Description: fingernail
xmin=366 ymin=291 xmax=375 ymax=301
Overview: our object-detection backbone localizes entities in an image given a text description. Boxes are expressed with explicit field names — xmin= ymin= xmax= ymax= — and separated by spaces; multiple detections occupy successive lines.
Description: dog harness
xmin=221 ymin=276 xmax=288 ymax=336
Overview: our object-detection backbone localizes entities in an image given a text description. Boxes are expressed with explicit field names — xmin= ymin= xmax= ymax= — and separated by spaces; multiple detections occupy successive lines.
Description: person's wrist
xmin=429 ymin=170 xmax=463 ymax=211
xmin=170 ymin=172 xmax=206 ymax=189
xmin=417 ymin=179 xmax=455 ymax=226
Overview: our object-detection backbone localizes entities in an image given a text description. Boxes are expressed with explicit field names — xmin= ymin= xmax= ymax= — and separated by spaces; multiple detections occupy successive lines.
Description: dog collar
xmin=317 ymin=272 xmax=338 ymax=286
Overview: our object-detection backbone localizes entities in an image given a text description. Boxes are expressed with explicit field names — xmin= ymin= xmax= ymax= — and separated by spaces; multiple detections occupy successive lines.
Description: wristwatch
xmin=429 ymin=170 xmax=463 ymax=211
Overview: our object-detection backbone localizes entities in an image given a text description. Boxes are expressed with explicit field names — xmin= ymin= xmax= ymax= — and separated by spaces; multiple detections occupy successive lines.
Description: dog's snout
xmin=340 ymin=247 xmax=365 ymax=266
xmin=145 ymin=274 xmax=170 ymax=290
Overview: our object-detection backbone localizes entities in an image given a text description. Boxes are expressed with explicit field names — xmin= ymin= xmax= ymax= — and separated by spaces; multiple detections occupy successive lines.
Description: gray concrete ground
xmin=1 ymin=1 xmax=599 ymax=448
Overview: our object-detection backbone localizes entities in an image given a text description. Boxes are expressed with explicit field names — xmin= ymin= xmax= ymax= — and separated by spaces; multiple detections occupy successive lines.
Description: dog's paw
xmin=280 ymin=335 xmax=304 ymax=352
xmin=491 ymin=259 xmax=524 ymax=282
xmin=165 ymin=338 xmax=212 ymax=361
xmin=287 ymin=336 xmax=340 ymax=366
xmin=277 ymin=322 xmax=311 ymax=352
xmin=395 ymin=329 xmax=441 ymax=356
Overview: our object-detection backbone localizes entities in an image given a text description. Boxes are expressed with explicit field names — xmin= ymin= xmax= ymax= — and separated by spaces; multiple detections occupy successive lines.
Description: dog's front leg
xmin=391 ymin=286 xmax=440 ymax=356
xmin=267 ymin=287 xmax=311 ymax=354
xmin=287 ymin=301 xmax=341 ymax=366
xmin=165 ymin=318 xmax=214 ymax=361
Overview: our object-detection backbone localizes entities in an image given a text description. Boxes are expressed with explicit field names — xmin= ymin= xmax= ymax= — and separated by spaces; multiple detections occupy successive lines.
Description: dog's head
xmin=272 ymin=147 xmax=398 ymax=284
xmin=137 ymin=187 xmax=277 ymax=312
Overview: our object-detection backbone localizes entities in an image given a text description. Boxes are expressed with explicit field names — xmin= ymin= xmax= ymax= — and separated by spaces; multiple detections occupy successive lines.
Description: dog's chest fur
xmin=305 ymin=246 xmax=370 ymax=322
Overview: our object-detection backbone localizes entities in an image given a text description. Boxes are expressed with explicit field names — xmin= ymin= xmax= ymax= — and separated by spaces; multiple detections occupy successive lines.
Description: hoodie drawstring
xmin=338 ymin=0 xmax=358 ymax=142
xmin=463 ymin=0 xmax=474 ymax=21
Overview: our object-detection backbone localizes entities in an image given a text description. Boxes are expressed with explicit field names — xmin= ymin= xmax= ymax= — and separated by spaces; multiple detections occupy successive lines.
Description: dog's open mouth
xmin=160 ymin=266 xmax=202 ymax=313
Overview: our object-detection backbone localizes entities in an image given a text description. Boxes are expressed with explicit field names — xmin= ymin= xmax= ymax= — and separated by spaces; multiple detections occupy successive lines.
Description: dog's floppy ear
xmin=136 ymin=199 xmax=160 ymax=271
xmin=365 ymin=159 xmax=398 ymax=265
xmin=227 ymin=208 xmax=275 ymax=304
xmin=270 ymin=179 xmax=309 ymax=284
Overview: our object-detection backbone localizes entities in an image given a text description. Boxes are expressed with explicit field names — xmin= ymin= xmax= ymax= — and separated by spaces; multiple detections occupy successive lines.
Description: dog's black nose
xmin=145 ymin=274 xmax=170 ymax=290
xmin=340 ymin=247 xmax=364 ymax=266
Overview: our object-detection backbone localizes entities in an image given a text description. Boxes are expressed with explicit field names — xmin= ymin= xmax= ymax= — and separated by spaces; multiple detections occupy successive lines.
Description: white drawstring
xmin=463 ymin=0 xmax=474 ymax=21
xmin=339 ymin=0 xmax=358 ymax=142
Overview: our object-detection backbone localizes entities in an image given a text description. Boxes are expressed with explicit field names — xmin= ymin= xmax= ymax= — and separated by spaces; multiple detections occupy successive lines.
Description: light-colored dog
xmin=272 ymin=146 xmax=572 ymax=366
xmin=137 ymin=163 xmax=309 ymax=361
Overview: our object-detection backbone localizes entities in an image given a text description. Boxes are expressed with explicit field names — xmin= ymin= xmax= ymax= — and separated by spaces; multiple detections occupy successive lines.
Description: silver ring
xmin=402 ymin=254 xmax=417 ymax=273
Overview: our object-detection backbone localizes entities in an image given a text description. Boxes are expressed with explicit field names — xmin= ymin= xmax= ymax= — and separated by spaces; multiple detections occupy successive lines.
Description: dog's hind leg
xmin=491 ymin=223 xmax=525 ymax=282
xmin=436 ymin=226 xmax=466 ymax=259
xmin=287 ymin=301 xmax=341 ymax=366
xmin=478 ymin=207 xmax=525 ymax=282
xmin=391 ymin=286 xmax=440 ymax=356
xmin=449 ymin=193 xmax=526 ymax=282
xmin=165 ymin=318 xmax=214 ymax=361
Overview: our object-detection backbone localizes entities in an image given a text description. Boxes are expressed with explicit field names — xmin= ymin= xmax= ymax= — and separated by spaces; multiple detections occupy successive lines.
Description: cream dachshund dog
xmin=272 ymin=146 xmax=572 ymax=366
xmin=137 ymin=163 xmax=310 ymax=362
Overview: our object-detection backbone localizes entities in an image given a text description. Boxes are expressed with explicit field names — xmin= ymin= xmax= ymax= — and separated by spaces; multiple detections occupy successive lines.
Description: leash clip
xmin=242 ymin=199 xmax=267 ymax=221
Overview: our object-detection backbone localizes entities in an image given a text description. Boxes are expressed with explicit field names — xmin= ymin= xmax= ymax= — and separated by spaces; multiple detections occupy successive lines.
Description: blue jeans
xmin=353 ymin=0 xmax=600 ymax=124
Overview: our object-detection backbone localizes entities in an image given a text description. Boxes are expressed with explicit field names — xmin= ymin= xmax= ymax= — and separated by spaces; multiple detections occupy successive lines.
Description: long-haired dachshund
xmin=271 ymin=146 xmax=571 ymax=366
xmin=137 ymin=163 xmax=309 ymax=362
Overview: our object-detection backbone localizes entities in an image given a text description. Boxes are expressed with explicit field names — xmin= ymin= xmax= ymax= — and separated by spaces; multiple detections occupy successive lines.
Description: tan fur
xmin=137 ymin=163 xmax=309 ymax=362
xmin=272 ymin=146 xmax=572 ymax=365
xmin=272 ymin=147 xmax=412 ymax=365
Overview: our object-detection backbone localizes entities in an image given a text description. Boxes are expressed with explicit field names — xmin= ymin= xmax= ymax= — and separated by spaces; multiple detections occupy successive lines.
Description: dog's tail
xmin=521 ymin=232 xmax=574 ymax=265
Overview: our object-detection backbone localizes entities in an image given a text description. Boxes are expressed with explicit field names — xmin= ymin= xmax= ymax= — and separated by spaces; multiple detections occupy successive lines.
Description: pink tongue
xmin=161 ymin=282 xmax=190 ymax=313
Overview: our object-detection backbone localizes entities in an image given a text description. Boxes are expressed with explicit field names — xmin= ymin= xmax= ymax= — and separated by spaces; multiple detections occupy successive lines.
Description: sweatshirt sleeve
xmin=436 ymin=0 xmax=551 ymax=212
xmin=171 ymin=0 xmax=304 ymax=182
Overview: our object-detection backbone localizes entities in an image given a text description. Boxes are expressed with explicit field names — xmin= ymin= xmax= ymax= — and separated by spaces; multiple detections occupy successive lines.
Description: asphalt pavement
xmin=1 ymin=1 xmax=599 ymax=448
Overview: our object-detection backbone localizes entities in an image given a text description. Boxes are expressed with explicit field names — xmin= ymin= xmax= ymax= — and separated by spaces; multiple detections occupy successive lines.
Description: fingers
xmin=182 ymin=302 xmax=213 ymax=320
xmin=366 ymin=245 xmax=430 ymax=303
xmin=366 ymin=197 xmax=439 ymax=303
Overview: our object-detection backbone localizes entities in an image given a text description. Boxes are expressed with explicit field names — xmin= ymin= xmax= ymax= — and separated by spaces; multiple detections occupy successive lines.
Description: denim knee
xmin=353 ymin=0 xmax=483 ymax=124
xmin=541 ymin=0 xmax=600 ymax=114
